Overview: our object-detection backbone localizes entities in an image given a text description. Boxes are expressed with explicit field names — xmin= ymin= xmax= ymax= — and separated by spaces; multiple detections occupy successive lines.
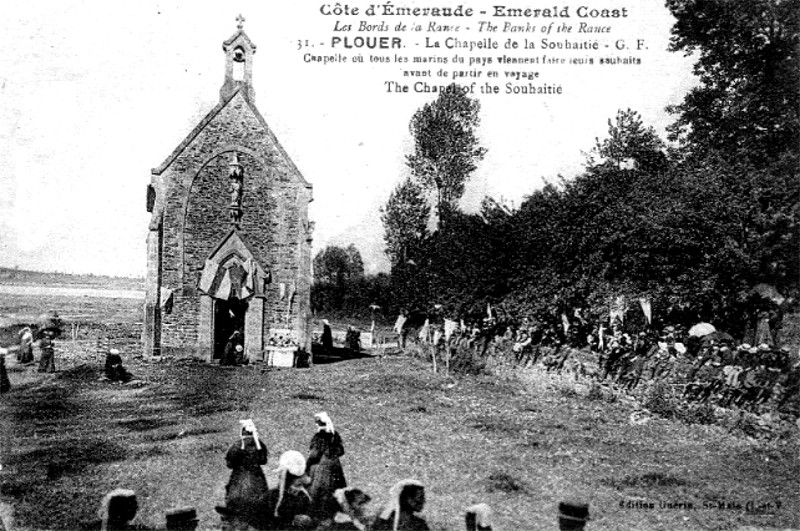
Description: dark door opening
xmin=213 ymin=298 xmax=248 ymax=360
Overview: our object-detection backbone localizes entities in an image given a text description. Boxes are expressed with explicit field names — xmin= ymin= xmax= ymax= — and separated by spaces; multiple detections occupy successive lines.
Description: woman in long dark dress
xmin=220 ymin=419 xmax=270 ymax=530
xmin=38 ymin=329 xmax=57 ymax=373
xmin=321 ymin=321 xmax=333 ymax=353
xmin=307 ymin=412 xmax=346 ymax=521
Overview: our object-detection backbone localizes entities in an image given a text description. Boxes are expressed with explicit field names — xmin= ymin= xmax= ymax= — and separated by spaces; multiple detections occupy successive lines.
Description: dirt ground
xmin=1 ymin=292 xmax=799 ymax=530
xmin=1 ymin=344 xmax=798 ymax=531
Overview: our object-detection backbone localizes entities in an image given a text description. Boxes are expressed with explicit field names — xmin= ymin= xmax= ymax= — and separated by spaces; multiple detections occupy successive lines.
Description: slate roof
xmin=151 ymin=87 xmax=311 ymax=189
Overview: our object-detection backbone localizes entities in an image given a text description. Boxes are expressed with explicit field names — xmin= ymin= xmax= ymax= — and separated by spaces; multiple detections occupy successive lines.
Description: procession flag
xmin=639 ymin=298 xmax=652 ymax=324
xmin=444 ymin=319 xmax=458 ymax=341
xmin=418 ymin=318 xmax=430 ymax=342
xmin=393 ymin=315 xmax=407 ymax=334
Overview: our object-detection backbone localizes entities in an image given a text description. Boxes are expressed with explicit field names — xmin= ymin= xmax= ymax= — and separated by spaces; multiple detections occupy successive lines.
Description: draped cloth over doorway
xmin=196 ymin=230 xmax=271 ymax=361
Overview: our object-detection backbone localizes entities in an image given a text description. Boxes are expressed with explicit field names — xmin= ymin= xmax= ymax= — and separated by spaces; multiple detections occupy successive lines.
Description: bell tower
xmin=221 ymin=14 xmax=257 ymax=104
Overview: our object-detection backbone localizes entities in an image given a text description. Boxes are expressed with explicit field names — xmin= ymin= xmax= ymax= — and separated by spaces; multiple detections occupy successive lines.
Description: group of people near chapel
xmin=89 ymin=411 xmax=590 ymax=531
xmin=215 ymin=412 xmax=423 ymax=531
xmin=0 ymin=314 xmax=62 ymax=394
xmin=398 ymin=304 xmax=799 ymax=414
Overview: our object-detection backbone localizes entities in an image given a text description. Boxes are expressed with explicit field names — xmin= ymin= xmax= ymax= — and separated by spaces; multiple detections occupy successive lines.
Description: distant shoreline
xmin=0 ymin=267 xmax=144 ymax=292
xmin=0 ymin=284 xmax=144 ymax=300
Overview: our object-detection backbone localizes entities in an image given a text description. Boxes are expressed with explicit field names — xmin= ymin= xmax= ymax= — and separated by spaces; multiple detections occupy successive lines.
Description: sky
xmin=0 ymin=1 xmax=696 ymax=277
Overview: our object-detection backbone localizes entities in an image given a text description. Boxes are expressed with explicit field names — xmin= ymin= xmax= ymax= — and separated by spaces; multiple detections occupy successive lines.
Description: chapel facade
xmin=143 ymin=17 xmax=313 ymax=361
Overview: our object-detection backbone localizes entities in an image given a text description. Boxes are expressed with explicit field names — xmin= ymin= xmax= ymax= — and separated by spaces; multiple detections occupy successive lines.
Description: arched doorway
xmin=213 ymin=297 xmax=249 ymax=360
xmin=197 ymin=230 xmax=270 ymax=361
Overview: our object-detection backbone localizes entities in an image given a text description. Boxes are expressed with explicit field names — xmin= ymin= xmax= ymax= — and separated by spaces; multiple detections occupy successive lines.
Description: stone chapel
xmin=143 ymin=17 xmax=313 ymax=362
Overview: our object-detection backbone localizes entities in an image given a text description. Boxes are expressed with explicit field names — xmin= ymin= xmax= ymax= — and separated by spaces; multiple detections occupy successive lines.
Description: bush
xmin=485 ymin=472 xmax=528 ymax=493
xmin=587 ymin=382 xmax=605 ymax=401
xmin=559 ymin=386 xmax=578 ymax=398
xmin=677 ymin=402 xmax=717 ymax=425
xmin=644 ymin=381 xmax=679 ymax=419
xmin=449 ymin=348 xmax=488 ymax=376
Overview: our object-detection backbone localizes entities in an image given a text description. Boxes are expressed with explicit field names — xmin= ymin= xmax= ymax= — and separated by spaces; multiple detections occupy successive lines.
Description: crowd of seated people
xmin=409 ymin=309 xmax=799 ymax=413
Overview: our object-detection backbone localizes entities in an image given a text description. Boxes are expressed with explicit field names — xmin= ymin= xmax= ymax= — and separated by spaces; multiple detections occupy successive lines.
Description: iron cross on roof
xmin=236 ymin=14 xmax=245 ymax=30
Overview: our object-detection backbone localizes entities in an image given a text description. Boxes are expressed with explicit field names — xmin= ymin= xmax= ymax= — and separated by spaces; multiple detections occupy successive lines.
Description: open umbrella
xmin=688 ymin=322 xmax=716 ymax=337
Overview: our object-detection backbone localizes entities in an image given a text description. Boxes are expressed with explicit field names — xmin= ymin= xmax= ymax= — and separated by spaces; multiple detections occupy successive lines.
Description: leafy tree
xmin=588 ymin=109 xmax=668 ymax=173
xmin=407 ymin=83 xmax=487 ymax=225
xmin=505 ymin=107 xmax=798 ymax=333
xmin=313 ymin=245 xmax=351 ymax=286
xmin=380 ymin=177 xmax=430 ymax=268
xmin=345 ymin=243 xmax=365 ymax=281
xmin=665 ymin=0 xmax=800 ymax=164
xmin=312 ymin=244 xmax=381 ymax=316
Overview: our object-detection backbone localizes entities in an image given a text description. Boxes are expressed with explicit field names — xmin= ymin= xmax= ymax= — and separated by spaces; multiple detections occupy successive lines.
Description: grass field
xmin=1 ymin=294 xmax=799 ymax=530
xmin=1 ymin=354 xmax=798 ymax=530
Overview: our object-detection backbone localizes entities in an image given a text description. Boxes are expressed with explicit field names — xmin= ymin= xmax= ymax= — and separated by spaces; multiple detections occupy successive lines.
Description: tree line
xmin=314 ymin=0 xmax=799 ymax=335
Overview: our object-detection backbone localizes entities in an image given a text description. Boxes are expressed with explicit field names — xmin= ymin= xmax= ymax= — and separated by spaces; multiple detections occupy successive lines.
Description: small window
xmin=146 ymin=184 xmax=156 ymax=213
xmin=233 ymin=47 xmax=245 ymax=81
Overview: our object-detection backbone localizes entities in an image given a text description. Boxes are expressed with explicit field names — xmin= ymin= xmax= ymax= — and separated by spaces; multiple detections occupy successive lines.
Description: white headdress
xmin=379 ymin=479 xmax=424 ymax=531
xmin=273 ymin=450 xmax=308 ymax=517
xmin=314 ymin=411 xmax=335 ymax=433
xmin=239 ymin=419 xmax=262 ymax=450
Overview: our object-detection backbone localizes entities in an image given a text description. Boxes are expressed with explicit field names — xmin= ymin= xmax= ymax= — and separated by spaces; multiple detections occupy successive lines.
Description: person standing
xmin=218 ymin=419 xmax=270 ymax=530
xmin=18 ymin=326 xmax=34 ymax=364
xmin=38 ymin=329 xmax=57 ymax=373
xmin=321 ymin=320 xmax=333 ymax=353
xmin=307 ymin=412 xmax=347 ymax=521
xmin=36 ymin=311 xmax=62 ymax=373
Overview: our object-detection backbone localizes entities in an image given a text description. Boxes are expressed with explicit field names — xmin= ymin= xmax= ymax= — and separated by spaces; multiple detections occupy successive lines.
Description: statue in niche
xmin=228 ymin=152 xmax=244 ymax=225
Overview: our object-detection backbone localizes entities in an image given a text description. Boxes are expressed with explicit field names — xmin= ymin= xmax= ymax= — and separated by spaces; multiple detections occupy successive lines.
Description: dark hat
xmin=558 ymin=500 xmax=589 ymax=523
xmin=165 ymin=507 xmax=198 ymax=530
